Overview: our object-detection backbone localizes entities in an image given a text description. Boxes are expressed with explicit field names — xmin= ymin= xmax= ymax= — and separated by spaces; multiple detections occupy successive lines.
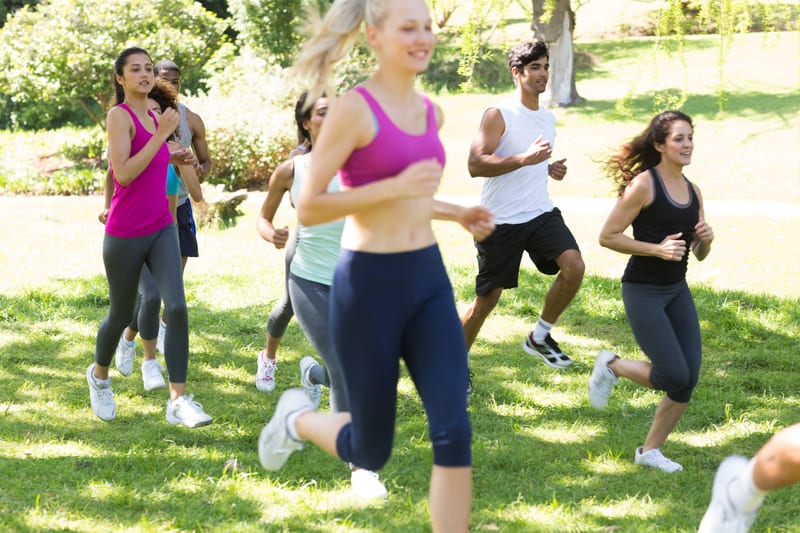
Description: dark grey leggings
xmin=622 ymin=280 xmax=702 ymax=403
xmin=128 ymin=266 xmax=161 ymax=340
xmin=267 ymin=231 xmax=297 ymax=338
xmin=96 ymin=224 xmax=189 ymax=382
xmin=287 ymin=274 xmax=345 ymax=412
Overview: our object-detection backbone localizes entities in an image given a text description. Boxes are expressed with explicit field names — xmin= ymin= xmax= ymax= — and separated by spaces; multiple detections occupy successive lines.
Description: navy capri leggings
xmin=330 ymin=244 xmax=472 ymax=471
xmin=622 ymin=280 xmax=702 ymax=403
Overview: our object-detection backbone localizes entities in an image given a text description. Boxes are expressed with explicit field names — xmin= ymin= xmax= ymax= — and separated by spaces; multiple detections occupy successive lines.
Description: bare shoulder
xmin=623 ymin=170 xmax=655 ymax=206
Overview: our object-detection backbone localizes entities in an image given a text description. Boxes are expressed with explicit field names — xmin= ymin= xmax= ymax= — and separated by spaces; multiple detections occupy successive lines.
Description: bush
xmin=186 ymin=50 xmax=297 ymax=191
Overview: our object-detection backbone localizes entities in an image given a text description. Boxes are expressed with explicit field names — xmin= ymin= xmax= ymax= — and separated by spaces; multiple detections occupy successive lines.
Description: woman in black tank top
xmin=590 ymin=111 xmax=715 ymax=473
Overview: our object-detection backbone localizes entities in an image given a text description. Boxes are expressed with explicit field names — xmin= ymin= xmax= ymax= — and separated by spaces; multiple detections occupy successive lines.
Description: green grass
xmin=1 ymin=192 xmax=799 ymax=532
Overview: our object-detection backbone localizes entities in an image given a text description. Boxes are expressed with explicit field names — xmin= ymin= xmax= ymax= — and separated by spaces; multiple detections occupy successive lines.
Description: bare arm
xmin=297 ymin=92 xmax=441 ymax=227
xmin=467 ymin=108 xmax=552 ymax=178
xmin=256 ymin=159 xmax=293 ymax=249
xmin=433 ymin=200 xmax=495 ymax=242
xmin=599 ymin=172 xmax=688 ymax=261
xmin=98 ymin=167 xmax=114 ymax=224
xmin=187 ymin=108 xmax=212 ymax=180
xmin=691 ymin=183 xmax=714 ymax=261
xmin=107 ymin=106 xmax=180 ymax=186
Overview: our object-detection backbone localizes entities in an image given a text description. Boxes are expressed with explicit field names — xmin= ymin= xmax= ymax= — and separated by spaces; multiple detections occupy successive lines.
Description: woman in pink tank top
xmin=256 ymin=2 xmax=494 ymax=531
xmin=86 ymin=47 xmax=212 ymax=429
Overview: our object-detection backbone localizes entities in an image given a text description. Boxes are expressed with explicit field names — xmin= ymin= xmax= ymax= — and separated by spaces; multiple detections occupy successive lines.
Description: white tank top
xmin=479 ymin=98 xmax=556 ymax=224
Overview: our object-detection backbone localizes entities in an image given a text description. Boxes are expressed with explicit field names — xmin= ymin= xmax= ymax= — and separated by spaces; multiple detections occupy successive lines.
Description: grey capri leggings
xmin=96 ymin=224 xmax=189 ymax=383
xmin=622 ymin=280 xmax=702 ymax=403
xmin=287 ymin=273 xmax=346 ymax=412
xmin=267 ymin=231 xmax=297 ymax=338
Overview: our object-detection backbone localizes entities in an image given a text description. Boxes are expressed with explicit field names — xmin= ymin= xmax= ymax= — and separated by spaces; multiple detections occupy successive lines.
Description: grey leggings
xmin=287 ymin=273 xmax=345 ymax=412
xmin=96 ymin=224 xmax=189 ymax=383
xmin=128 ymin=266 xmax=161 ymax=340
xmin=622 ymin=280 xmax=702 ymax=403
xmin=267 ymin=231 xmax=297 ymax=338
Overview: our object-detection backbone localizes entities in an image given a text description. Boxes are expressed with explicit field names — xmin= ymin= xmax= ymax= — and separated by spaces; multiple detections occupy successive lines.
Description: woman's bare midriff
xmin=340 ymin=196 xmax=436 ymax=253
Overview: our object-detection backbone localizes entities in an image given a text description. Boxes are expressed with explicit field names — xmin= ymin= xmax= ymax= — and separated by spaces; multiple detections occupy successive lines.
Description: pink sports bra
xmin=338 ymin=86 xmax=445 ymax=188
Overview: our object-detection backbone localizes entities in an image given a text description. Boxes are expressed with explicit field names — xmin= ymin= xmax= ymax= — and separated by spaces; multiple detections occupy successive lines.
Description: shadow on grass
xmin=1 ymin=273 xmax=798 ymax=531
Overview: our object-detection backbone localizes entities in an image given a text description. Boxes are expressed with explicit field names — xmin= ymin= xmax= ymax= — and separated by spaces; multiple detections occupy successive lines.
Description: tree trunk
xmin=531 ymin=0 xmax=581 ymax=107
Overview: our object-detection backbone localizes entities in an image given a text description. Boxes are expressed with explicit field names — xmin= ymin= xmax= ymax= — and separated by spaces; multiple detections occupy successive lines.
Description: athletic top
xmin=166 ymin=164 xmax=180 ymax=195
xmin=622 ymin=168 xmax=699 ymax=285
xmin=289 ymin=156 xmax=344 ymax=285
xmin=176 ymin=103 xmax=192 ymax=205
xmin=106 ymin=103 xmax=173 ymax=238
xmin=479 ymin=98 xmax=556 ymax=225
xmin=339 ymin=86 xmax=445 ymax=188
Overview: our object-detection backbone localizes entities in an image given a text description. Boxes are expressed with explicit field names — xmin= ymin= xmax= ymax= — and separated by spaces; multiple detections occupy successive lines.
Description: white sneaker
xmin=86 ymin=363 xmax=116 ymax=421
xmin=141 ymin=359 xmax=166 ymax=391
xmin=588 ymin=350 xmax=618 ymax=409
xmin=115 ymin=334 xmax=135 ymax=376
xmin=634 ymin=447 xmax=683 ymax=473
xmin=166 ymin=394 xmax=212 ymax=428
xmin=156 ymin=319 xmax=166 ymax=354
xmin=258 ymin=388 xmax=313 ymax=471
xmin=255 ymin=350 xmax=277 ymax=392
xmin=698 ymin=455 xmax=761 ymax=533
xmin=351 ymin=468 xmax=388 ymax=499
xmin=299 ymin=356 xmax=322 ymax=409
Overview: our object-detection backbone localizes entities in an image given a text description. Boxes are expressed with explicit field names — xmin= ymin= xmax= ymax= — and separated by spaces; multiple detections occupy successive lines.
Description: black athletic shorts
xmin=474 ymin=208 xmax=578 ymax=296
xmin=176 ymin=199 xmax=199 ymax=258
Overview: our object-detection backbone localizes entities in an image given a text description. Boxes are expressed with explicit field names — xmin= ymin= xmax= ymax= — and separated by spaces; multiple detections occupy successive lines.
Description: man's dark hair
xmin=154 ymin=59 xmax=181 ymax=77
xmin=507 ymin=41 xmax=549 ymax=73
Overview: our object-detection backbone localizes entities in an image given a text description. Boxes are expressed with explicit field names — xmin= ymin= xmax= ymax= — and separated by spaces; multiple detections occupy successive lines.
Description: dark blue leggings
xmin=330 ymin=245 xmax=472 ymax=471
xmin=96 ymin=225 xmax=188 ymax=382
xmin=622 ymin=280 xmax=702 ymax=403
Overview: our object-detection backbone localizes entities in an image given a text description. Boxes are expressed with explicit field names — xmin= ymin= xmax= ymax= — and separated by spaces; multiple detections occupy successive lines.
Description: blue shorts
xmin=176 ymin=199 xmax=198 ymax=258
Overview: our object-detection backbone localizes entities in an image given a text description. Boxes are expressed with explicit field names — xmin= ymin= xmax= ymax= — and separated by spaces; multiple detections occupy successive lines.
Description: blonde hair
xmin=294 ymin=0 xmax=389 ymax=108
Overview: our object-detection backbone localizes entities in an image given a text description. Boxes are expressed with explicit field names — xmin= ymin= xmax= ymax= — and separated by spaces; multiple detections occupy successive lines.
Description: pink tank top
xmin=339 ymin=86 xmax=445 ymax=187
xmin=106 ymin=103 xmax=173 ymax=238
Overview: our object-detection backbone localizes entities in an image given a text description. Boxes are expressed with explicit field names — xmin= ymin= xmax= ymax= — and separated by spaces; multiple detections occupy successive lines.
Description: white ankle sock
xmin=533 ymin=317 xmax=553 ymax=344
xmin=285 ymin=408 xmax=310 ymax=442
xmin=729 ymin=457 xmax=767 ymax=512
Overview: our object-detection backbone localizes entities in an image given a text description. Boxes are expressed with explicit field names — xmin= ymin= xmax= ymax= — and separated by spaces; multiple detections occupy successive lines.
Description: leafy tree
xmin=0 ymin=0 xmax=38 ymax=26
xmin=0 ymin=0 xmax=227 ymax=128
xmin=228 ymin=0 xmax=331 ymax=67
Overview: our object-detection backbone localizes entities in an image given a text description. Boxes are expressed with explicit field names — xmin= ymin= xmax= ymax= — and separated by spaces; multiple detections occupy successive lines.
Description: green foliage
xmin=190 ymin=51 xmax=296 ymax=191
xmin=0 ymin=0 xmax=38 ymax=26
xmin=454 ymin=0 xmax=512 ymax=92
xmin=0 ymin=0 xmax=228 ymax=128
xmin=227 ymin=0 xmax=331 ymax=68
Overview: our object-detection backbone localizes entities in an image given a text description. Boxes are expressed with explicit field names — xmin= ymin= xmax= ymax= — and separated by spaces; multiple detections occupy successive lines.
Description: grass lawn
xmin=1 ymin=25 xmax=799 ymax=533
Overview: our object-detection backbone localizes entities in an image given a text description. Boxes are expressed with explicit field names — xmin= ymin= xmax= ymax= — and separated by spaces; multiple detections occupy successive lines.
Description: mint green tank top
xmin=289 ymin=155 xmax=344 ymax=285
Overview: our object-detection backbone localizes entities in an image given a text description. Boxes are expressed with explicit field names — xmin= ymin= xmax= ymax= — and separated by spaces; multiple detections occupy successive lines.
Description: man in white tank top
xmin=461 ymin=41 xmax=585 ymax=372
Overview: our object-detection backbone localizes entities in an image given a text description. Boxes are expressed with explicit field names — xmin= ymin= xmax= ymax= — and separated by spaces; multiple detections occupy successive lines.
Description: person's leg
xmin=95 ymin=233 xmax=151 ymax=377
xmin=697 ymin=424 xmax=800 ymax=532
xmin=135 ymin=266 xmax=162 ymax=363
xmin=643 ymin=396 xmax=688 ymax=451
xmin=460 ymin=288 xmax=502 ymax=350
xmin=753 ymin=423 xmax=800 ymax=490
xmin=401 ymin=248 xmax=471 ymax=531
xmin=540 ymin=248 xmax=584 ymax=324
xmin=145 ymin=225 xmax=188 ymax=398
xmin=257 ymin=232 xmax=297 ymax=392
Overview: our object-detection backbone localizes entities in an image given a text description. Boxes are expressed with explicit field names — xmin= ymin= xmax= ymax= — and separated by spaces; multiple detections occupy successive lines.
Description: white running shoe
xmin=588 ymin=350 xmax=619 ymax=409
xmin=351 ymin=468 xmax=388 ymax=499
xmin=156 ymin=319 xmax=166 ymax=354
xmin=698 ymin=455 xmax=761 ymax=533
xmin=255 ymin=350 xmax=277 ymax=392
xmin=258 ymin=388 xmax=313 ymax=471
xmin=115 ymin=334 xmax=135 ymax=377
xmin=299 ymin=356 xmax=322 ymax=409
xmin=634 ymin=447 xmax=683 ymax=473
xmin=86 ymin=363 xmax=116 ymax=421
xmin=141 ymin=359 xmax=166 ymax=391
xmin=166 ymin=394 xmax=213 ymax=428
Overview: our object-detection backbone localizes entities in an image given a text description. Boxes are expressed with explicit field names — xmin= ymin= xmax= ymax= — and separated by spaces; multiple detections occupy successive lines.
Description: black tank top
xmin=622 ymin=168 xmax=700 ymax=285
